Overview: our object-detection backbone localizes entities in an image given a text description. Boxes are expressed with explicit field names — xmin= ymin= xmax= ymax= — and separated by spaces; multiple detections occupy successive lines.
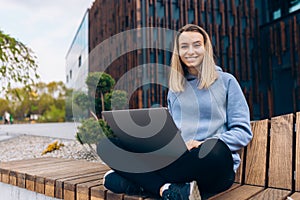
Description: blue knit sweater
xmin=167 ymin=67 xmax=253 ymax=172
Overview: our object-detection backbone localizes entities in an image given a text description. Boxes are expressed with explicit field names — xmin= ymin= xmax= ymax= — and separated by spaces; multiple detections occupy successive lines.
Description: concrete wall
xmin=0 ymin=182 xmax=61 ymax=200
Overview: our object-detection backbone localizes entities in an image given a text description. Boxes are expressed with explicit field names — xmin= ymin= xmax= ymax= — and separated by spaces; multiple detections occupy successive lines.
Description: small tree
xmin=76 ymin=118 xmax=114 ymax=145
xmin=72 ymin=91 xmax=90 ymax=120
xmin=105 ymin=90 xmax=128 ymax=110
xmin=85 ymin=72 xmax=115 ymax=116
xmin=75 ymin=71 xmax=127 ymax=158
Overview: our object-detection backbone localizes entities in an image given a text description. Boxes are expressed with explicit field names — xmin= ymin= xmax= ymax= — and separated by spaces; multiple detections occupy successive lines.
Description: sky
xmin=0 ymin=0 xmax=94 ymax=84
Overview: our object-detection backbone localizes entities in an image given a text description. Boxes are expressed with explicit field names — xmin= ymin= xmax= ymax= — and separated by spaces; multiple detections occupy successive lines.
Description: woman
xmin=102 ymin=24 xmax=253 ymax=200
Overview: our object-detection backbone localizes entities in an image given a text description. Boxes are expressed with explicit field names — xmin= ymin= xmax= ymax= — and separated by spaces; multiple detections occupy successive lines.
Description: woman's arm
xmin=219 ymin=75 xmax=253 ymax=152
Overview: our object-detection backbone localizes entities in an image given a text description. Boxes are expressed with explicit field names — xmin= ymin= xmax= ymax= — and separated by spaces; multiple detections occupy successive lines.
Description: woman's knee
xmin=197 ymin=139 xmax=233 ymax=173
xmin=103 ymin=170 xmax=127 ymax=193
xmin=198 ymin=139 xmax=231 ymax=159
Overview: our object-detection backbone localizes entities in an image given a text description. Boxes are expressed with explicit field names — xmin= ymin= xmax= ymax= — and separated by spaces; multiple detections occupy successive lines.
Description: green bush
xmin=76 ymin=118 xmax=114 ymax=144
xmin=105 ymin=90 xmax=128 ymax=110
xmin=39 ymin=105 xmax=65 ymax=122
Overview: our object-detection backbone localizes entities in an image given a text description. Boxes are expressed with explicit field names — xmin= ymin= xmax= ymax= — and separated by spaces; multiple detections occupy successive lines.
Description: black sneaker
xmin=162 ymin=181 xmax=201 ymax=200
xmin=103 ymin=170 xmax=145 ymax=195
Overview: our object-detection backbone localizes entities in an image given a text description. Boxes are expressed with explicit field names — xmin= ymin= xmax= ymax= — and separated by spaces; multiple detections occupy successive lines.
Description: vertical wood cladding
xmin=88 ymin=0 xmax=300 ymax=119
xmin=259 ymin=13 xmax=300 ymax=118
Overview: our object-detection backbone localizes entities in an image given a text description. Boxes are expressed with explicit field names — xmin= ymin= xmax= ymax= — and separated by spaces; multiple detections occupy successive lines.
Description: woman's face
xmin=178 ymin=31 xmax=205 ymax=74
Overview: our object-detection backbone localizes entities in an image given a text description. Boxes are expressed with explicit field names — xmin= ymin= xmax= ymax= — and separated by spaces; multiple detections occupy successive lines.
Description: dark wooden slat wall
xmin=88 ymin=0 xmax=300 ymax=119
xmin=258 ymin=13 xmax=300 ymax=119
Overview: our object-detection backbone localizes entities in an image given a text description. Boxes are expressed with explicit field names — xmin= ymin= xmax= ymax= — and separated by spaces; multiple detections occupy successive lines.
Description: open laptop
xmin=101 ymin=107 xmax=188 ymax=156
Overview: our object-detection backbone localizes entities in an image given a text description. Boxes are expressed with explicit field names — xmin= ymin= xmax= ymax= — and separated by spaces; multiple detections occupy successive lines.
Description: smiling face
xmin=178 ymin=31 xmax=205 ymax=75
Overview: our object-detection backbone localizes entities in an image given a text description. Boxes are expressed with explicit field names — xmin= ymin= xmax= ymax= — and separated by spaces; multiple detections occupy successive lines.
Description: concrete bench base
xmin=0 ymin=182 xmax=60 ymax=200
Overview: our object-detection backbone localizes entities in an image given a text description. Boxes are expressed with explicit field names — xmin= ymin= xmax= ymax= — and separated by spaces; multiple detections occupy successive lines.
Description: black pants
xmin=100 ymin=138 xmax=235 ymax=197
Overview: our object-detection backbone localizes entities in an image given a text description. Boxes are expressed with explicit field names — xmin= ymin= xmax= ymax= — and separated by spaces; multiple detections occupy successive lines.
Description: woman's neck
xmin=187 ymin=67 xmax=199 ymax=76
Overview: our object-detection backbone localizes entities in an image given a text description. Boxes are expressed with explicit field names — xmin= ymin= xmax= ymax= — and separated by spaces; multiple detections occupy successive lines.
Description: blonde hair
xmin=169 ymin=24 xmax=218 ymax=92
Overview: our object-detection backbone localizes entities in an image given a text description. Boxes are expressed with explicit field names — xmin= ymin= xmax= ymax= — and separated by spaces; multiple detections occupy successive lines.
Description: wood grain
xmin=248 ymin=188 xmax=291 ymax=200
xmin=244 ymin=119 xmax=268 ymax=186
xmin=290 ymin=192 xmax=300 ymax=200
xmin=208 ymin=183 xmax=241 ymax=199
xmin=234 ymin=148 xmax=244 ymax=183
xmin=296 ymin=112 xmax=300 ymax=191
xmin=210 ymin=185 xmax=263 ymax=200
xmin=268 ymin=114 xmax=294 ymax=190
xmin=91 ymin=185 xmax=107 ymax=200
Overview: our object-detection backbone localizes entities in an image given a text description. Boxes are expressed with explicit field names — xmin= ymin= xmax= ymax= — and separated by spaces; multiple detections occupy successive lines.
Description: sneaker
xmin=103 ymin=170 xmax=145 ymax=195
xmin=162 ymin=181 xmax=201 ymax=200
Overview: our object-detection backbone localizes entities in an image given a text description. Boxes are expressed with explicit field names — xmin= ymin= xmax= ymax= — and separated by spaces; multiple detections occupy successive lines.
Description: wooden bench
xmin=0 ymin=112 xmax=300 ymax=200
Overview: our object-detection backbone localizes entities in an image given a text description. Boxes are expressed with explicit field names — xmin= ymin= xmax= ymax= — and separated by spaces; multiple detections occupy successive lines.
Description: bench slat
xmin=26 ymin=159 xmax=81 ymax=192
xmin=55 ymin=170 xmax=107 ymax=199
xmin=77 ymin=179 xmax=102 ymax=200
xmin=244 ymin=119 xmax=268 ymax=186
xmin=35 ymin=160 xmax=99 ymax=194
xmin=208 ymin=183 xmax=241 ymax=199
xmin=234 ymin=149 xmax=244 ymax=183
xmin=45 ymin=166 xmax=108 ymax=197
xmin=63 ymin=172 xmax=105 ymax=200
xmin=248 ymin=188 xmax=291 ymax=200
xmin=296 ymin=112 xmax=300 ymax=192
xmin=91 ymin=185 xmax=107 ymax=200
xmin=106 ymin=190 xmax=124 ymax=200
xmin=0 ymin=157 xmax=67 ymax=185
xmin=209 ymin=185 xmax=264 ymax=200
xmin=0 ymin=157 xmax=63 ymax=168
xmin=290 ymin=192 xmax=300 ymax=200
xmin=123 ymin=194 xmax=145 ymax=200
xmin=268 ymin=113 xmax=294 ymax=190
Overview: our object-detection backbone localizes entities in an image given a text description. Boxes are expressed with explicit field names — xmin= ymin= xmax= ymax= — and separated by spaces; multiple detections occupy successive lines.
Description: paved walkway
xmin=0 ymin=122 xmax=80 ymax=141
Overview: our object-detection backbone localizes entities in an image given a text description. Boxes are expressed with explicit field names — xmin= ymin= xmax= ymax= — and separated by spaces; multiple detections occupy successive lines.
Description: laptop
xmin=101 ymin=107 xmax=188 ymax=156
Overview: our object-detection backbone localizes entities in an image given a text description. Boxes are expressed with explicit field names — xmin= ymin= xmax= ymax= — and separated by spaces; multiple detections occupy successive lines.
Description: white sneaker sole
xmin=189 ymin=181 xmax=201 ymax=200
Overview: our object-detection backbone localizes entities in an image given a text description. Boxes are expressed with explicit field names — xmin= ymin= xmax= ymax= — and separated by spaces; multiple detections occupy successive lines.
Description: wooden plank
xmin=91 ymin=185 xmax=107 ymax=200
xmin=1 ymin=169 xmax=10 ymax=184
xmin=106 ymin=190 xmax=124 ymax=200
xmin=35 ymin=161 xmax=89 ymax=195
xmin=26 ymin=174 xmax=35 ymax=191
xmin=234 ymin=148 xmax=244 ymax=183
xmin=20 ymin=159 xmax=93 ymax=190
xmin=248 ymin=188 xmax=291 ymax=200
xmin=123 ymin=194 xmax=144 ymax=200
xmin=45 ymin=166 xmax=108 ymax=197
xmin=77 ymin=179 xmax=102 ymax=200
xmin=4 ymin=158 xmax=74 ymax=172
xmin=0 ymin=158 xmax=66 ymax=182
xmin=63 ymin=173 xmax=104 ymax=200
xmin=0 ymin=157 xmax=60 ymax=168
xmin=290 ymin=192 xmax=300 ymax=200
xmin=208 ymin=183 xmax=241 ymax=199
xmin=268 ymin=113 xmax=294 ymax=190
xmin=209 ymin=185 xmax=264 ymax=200
xmin=54 ymin=172 xmax=103 ymax=199
xmin=46 ymin=169 xmax=102 ymax=195
xmin=20 ymin=159 xmax=80 ymax=192
xmin=296 ymin=112 xmax=300 ymax=191
xmin=244 ymin=119 xmax=268 ymax=186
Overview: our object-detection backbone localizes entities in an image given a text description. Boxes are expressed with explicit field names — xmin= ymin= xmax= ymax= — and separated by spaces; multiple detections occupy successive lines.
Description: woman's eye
xmin=194 ymin=44 xmax=201 ymax=47
xmin=180 ymin=46 xmax=188 ymax=49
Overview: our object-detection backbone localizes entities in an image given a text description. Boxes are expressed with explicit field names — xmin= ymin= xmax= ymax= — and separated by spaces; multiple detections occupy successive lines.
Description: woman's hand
xmin=185 ymin=140 xmax=203 ymax=151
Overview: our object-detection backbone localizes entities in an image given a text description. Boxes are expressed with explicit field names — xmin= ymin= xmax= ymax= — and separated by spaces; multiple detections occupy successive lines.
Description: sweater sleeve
xmin=219 ymin=75 xmax=253 ymax=152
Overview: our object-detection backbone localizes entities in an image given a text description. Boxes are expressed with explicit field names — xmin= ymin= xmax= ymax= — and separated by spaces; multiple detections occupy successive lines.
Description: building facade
xmin=65 ymin=10 xmax=89 ymax=92
xmin=67 ymin=0 xmax=300 ymax=120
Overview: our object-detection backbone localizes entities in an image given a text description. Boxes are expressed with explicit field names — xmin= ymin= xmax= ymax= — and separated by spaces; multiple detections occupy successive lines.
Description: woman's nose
xmin=187 ymin=46 xmax=194 ymax=54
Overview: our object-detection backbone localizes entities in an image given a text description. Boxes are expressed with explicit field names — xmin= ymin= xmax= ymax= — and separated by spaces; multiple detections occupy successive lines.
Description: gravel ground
xmin=0 ymin=135 xmax=101 ymax=163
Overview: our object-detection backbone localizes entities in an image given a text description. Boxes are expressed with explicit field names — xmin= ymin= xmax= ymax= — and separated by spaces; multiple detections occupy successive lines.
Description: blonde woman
xmin=102 ymin=24 xmax=253 ymax=200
